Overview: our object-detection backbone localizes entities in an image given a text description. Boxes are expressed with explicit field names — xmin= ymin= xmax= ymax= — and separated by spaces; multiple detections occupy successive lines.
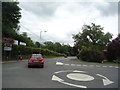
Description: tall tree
xmin=73 ymin=23 xmax=112 ymax=51
xmin=2 ymin=2 xmax=21 ymax=38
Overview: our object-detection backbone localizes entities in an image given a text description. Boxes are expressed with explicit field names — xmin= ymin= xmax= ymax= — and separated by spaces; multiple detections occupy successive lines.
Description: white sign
xmin=14 ymin=40 xmax=18 ymax=45
xmin=20 ymin=42 xmax=26 ymax=46
xmin=4 ymin=47 xmax=12 ymax=51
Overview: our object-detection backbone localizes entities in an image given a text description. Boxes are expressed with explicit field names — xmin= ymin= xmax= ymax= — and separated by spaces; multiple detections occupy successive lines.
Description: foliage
xmin=73 ymin=23 xmax=112 ymax=62
xmin=2 ymin=2 xmax=74 ymax=57
xmin=2 ymin=2 xmax=35 ymax=47
xmin=106 ymin=34 xmax=120 ymax=62
xmin=11 ymin=44 xmax=64 ymax=59
xmin=77 ymin=46 xmax=104 ymax=63
xmin=43 ymin=41 xmax=74 ymax=56
xmin=73 ymin=23 xmax=112 ymax=51
xmin=2 ymin=2 xmax=21 ymax=38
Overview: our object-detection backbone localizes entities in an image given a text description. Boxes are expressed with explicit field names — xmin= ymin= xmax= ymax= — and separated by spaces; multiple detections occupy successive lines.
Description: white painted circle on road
xmin=67 ymin=73 xmax=94 ymax=81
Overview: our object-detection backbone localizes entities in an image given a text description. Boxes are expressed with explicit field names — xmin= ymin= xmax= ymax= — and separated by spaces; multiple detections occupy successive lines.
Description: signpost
xmin=2 ymin=38 xmax=14 ymax=60
xmin=4 ymin=47 xmax=12 ymax=51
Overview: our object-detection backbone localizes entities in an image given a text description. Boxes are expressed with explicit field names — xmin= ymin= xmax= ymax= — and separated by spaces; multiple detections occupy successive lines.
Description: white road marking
xmin=115 ymin=67 xmax=119 ymax=68
xmin=52 ymin=75 xmax=87 ymax=88
xmin=55 ymin=70 xmax=86 ymax=74
xmin=56 ymin=62 xmax=63 ymax=66
xmin=109 ymin=66 xmax=113 ymax=67
xmin=52 ymin=75 xmax=64 ymax=82
xmin=54 ymin=70 xmax=74 ymax=74
xmin=77 ymin=64 xmax=81 ymax=66
xmin=71 ymin=64 xmax=75 ymax=66
xmin=73 ymin=70 xmax=86 ymax=73
xmin=64 ymin=64 xmax=69 ymax=66
xmin=60 ymin=80 xmax=87 ymax=88
xmin=97 ymin=74 xmax=114 ymax=86
xmin=96 ymin=65 xmax=100 ymax=67
xmin=67 ymin=73 xmax=94 ymax=81
xmin=55 ymin=70 xmax=70 ymax=74
xmin=103 ymin=66 xmax=107 ymax=67
xmin=56 ymin=62 xmax=117 ymax=69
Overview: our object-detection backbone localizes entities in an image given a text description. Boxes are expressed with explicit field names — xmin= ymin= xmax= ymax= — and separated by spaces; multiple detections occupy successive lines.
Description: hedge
xmin=3 ymin=44 xmax=64 ymax=60
xmin=77 ymin=46 xmax=104 ymax=63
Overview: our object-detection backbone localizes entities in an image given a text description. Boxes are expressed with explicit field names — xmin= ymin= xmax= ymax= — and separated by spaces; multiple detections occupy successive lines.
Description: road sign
xmin=4 ymin=47 xmax=12 ymax=51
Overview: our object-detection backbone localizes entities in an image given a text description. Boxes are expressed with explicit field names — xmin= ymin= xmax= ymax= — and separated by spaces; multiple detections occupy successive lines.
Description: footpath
xmin=0 ymin=60 xmax=28 ymax=64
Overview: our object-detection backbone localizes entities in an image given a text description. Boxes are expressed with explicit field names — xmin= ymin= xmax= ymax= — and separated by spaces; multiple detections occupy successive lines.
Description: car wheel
xmin=41 ymin=65 xmax=44 ymax=68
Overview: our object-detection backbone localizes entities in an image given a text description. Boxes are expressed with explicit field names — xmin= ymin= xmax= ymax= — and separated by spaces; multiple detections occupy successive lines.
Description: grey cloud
xmin=93 ymin=2 xmax=118 ymax=16
xmin=19 ymin=2 xmax=62 ymax=18
xmin=77 ymin=2 xmax=118 ymax=16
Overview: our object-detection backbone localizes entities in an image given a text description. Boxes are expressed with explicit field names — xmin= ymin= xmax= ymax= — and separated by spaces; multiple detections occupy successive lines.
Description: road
xmin=2 ymin=57 xmax=119 ymax=88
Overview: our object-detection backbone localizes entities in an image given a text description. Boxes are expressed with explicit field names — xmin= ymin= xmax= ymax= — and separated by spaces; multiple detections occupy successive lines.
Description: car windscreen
xmin=31 ymin=55 xmax=43 ymax=59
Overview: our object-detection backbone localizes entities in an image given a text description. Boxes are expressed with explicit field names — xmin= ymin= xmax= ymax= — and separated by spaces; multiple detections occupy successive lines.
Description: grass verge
xmin=71 ymin=57 xmax=119 ymax=65
xmin=43 ymin=56 xmax=63 ymax=58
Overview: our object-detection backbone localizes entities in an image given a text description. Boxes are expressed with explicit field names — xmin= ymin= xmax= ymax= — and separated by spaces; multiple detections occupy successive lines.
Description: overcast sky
xmin=18 ymin=0 xmax=118 ymax=46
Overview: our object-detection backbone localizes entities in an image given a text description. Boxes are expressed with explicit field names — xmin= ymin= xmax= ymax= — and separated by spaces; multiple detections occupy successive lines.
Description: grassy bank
xmin=71 ymin=57 xmax=119 ymax=65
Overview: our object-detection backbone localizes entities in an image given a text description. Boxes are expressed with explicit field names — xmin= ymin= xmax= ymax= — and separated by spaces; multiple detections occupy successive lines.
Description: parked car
xmin=28 ymin=54 xmax=44 ymax=68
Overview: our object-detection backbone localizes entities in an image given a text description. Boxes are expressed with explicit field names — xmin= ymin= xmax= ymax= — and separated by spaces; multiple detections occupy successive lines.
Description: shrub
xmin=106 ymin=34 xmax=120 ymax=62
xmin=78 ymin=46 xmax=104 ymax=63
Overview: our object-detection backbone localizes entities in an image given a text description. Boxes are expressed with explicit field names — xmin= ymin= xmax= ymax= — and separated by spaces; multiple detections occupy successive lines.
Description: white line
xmin=71 ymin=64 xmax=76 ymax=66
xmin=56 ymin=62 xmax=63 ymax=66
xmin=55 ymin=70 xmax=86 ymax=74
xmin=109 ymin=66 xmax=113 ymax=68
xmin=64 ymin=64 xmax=69 ymax=66
xmin=103 ymin=66 xmax=107 ymax=67
xmin=52 ymin=75 xmax=64 ymax=82
xmin=52 ymin=74 xmax=87 ymax=88
xmin=60 ymin=81 xmax=87 ymax=88
xmin=97 ymin=74 xmax=108 ymax=80
xmin=55 ymin=70 xmax=72 ymax=74
xmin=77 ymin=64 xmax=81 ymax=66
xmin=114 ymin=67 xmax=118 ymax=68
xmin=96 ymin=65 xmax=100 ymax=67
xmin=97 ymin=74 xmax=114 ymax=86
xmin=73 ymin=70 xmax=86 ymax=73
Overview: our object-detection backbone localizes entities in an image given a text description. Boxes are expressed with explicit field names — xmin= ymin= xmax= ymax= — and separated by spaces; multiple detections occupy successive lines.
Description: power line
xmin=20 ymin=24 xmax=40 ymax=40
xmin=20 ymin=24 xmax=40 ymax=37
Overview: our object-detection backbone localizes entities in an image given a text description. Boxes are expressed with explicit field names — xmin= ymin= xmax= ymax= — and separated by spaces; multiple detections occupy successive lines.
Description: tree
xmin=21 ymin=32 xmax=28 ymax=37
xmin=73 ymin=23 xmax=113 ymax=62
xmin=44 ymin=41 xmax=54 ymax=51
xmin=35 ymin=42 xmax=40 ymax=48
xmin=2 ymin=2 xmax=21 ymax=38
xmin=106 ymin=34 xmax=120 ymax=62
xmin=73 ymin=23 xmax=112 ymax=51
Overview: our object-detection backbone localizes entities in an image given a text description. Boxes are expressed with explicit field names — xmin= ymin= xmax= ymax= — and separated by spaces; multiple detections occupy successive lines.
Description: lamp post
xmin=40 ymin=31 xmax=47 ymax=54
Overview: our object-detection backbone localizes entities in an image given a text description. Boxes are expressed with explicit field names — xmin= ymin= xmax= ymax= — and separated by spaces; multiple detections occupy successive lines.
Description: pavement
xmin=0 ymin=60 xmax=27 ymax=64
xmin=2 ymin=57 xmax=119 ymax=88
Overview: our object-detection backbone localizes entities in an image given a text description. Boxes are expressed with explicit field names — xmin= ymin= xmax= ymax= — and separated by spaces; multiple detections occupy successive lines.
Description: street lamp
xmin=40 ymin=31 xmax=47 ymax=54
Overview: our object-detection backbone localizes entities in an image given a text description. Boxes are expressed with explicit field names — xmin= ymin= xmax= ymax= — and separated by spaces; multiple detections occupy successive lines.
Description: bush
xmin=106 ymin=34 xmax=120 ymax=62
xmin=78 ymin=46 xmax=104 ymax=63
